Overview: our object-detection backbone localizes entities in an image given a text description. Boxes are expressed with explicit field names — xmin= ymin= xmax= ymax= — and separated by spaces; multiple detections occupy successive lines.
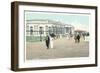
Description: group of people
xmin=45 ymin=34 xmax=54 ymax=49
xmin=45 ymin=33 xmax=81 ymax=49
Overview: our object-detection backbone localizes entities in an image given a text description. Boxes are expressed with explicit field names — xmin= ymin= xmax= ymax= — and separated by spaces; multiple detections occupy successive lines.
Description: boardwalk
xmin=26 ymin=37 xmax=89 ymax=60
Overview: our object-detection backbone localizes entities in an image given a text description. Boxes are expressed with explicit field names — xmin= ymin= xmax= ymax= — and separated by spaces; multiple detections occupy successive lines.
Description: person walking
xmin=50 ymin=35 xmax=53 ymax=49
xmin=45 ymin=35 xmax=50 ymax=49
xmin=74 ymin=34 xmax=77 ymax=43
xmin=77 ymin=34 xmax=80 ymax=43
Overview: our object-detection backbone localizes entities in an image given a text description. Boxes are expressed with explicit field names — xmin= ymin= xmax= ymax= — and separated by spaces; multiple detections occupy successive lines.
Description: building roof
xmin=74 ymin=29 xmax=88 ymax=32
xmin=26 ymin=19 xmax=73 ymax=27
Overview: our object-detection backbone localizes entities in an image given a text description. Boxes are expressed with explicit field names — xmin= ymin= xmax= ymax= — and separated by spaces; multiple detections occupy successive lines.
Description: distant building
xmin=26 ymin=20 xmax=74 ymax=38
xmin=74 ymin=29 xmax=89 ymax=36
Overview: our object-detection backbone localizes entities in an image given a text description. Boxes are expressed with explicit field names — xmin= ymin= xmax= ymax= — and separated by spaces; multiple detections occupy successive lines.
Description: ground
xmin=26 ymin=37 xmax=89 ymax=60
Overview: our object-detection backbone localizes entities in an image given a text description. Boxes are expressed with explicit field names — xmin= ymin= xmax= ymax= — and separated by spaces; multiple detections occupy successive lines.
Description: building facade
xmin=26 ymin=20 xmax=74 ymax=38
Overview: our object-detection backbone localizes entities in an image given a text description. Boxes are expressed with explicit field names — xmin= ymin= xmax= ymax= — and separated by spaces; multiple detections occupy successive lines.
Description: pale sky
xmin=25 ymin=11 xmax=90 ymax=32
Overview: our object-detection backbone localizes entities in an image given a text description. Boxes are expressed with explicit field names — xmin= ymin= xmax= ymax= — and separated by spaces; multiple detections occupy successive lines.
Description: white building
xmin=26 ymin=20 xmax=74 ymax=38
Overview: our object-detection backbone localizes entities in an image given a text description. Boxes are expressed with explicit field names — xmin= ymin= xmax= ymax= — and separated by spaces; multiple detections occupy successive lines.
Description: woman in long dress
xmin=49 ymin=35 xmax=53 ymax=49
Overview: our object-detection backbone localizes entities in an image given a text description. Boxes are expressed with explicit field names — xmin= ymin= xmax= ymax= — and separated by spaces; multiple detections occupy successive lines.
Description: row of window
xmin=26 ymin=25 xmax=72 ymax=35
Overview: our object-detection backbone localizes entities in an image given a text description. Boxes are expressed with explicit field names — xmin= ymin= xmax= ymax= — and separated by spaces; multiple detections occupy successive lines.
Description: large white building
xmin=26 ymin=20 xmax=74 ymax=38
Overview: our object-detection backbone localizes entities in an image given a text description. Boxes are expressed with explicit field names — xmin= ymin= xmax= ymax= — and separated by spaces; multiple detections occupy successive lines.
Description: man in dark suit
xmin=77 ymin=34 xmax=80 ymax=43
xmin=45 ymin=35 xmax=50 ymax=49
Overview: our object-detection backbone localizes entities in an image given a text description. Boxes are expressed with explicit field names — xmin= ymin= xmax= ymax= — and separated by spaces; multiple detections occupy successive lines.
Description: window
xmin=34 ymin=25 xmax=38 ymax=35
xmin=26 ymin=25 xmax=29 ymax=35
xmin=39 ymin=27 xmax=44 ymax=34
xmin=49 ymin=27 xmax=52 ymax=34
xmin=46 ymin=26 xmax=48 ymax=31
xmin=30 ymin=26 xmax=33 ymax=35
xmin=46 ymin=26 xmax=49 ymax=35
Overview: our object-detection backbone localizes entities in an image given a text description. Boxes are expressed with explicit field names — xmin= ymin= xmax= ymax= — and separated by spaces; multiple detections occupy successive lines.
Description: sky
xmin=25 ymin=11 xmax=90 ymax=32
